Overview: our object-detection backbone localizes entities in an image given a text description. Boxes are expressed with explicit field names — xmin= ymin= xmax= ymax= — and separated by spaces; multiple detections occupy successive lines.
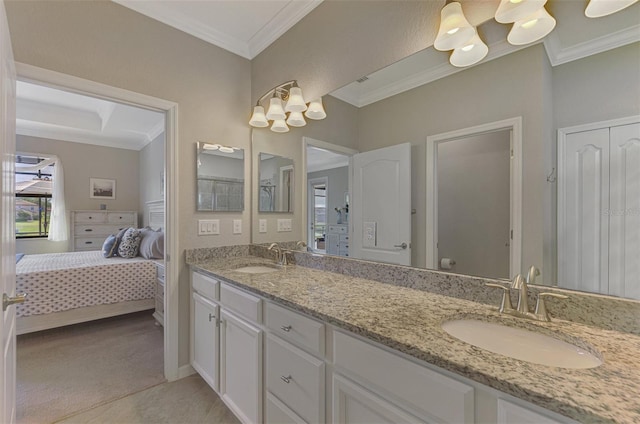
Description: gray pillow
xmin=139 ymin=231 xmax=164 ymax=259
xmin=117 ymin=228 xmax=142 ymax=258
xmin=102 ymin=234 xmax=118 ymax=258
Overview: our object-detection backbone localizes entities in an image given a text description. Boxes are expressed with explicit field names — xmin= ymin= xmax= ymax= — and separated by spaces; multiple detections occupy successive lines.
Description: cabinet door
xmin=559 ymin=128 xmax=610 ymax=294
xmin=220 ymin=309 xmax=262 ymax=424
xmin=192 ymin=293 xmax=219 ymax=392
xmin=333 ymin=374 xmax=425 ymax=424
xmin=497 ymin=399 xmax=566 ymax=424
xmin=609 ymin=123 xmax=640 ymax=300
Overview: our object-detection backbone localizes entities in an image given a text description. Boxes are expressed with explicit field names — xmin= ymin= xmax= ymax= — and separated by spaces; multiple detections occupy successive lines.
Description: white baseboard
xmin=177 ymin=364 xmax=196 ymax=380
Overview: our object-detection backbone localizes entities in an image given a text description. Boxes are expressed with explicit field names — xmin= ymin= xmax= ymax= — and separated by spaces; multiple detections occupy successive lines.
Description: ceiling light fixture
xmin=249 ymin=80 xmax=326 ymax=133
xmin=585 ymin=0 xmax=638 ymax=18
xmin=495 ymin=0 xmax=547 ymax=23
xmin=450 ymin=31 xmax=489 ymax=67
xmin=434 ymin=2 xmax=476 ymax=51
xmin=507 ymin=7 xmax=556 ymax=45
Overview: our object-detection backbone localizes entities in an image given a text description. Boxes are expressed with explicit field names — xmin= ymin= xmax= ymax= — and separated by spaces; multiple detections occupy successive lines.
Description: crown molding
xmin=544 ymin=24 xmax=640 ymax=66
xmin=146 ymin=120 xmax=166 ymax=143
xmin=248 ymin=0 xmax=324 ymax=58
xmin=113 ymin=0 xmax=251 ymax=58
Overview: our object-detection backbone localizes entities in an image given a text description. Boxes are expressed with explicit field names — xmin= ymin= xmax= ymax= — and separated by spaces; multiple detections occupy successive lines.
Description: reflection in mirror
xmin=258 ymin=153 xmax=294 ymax=213
xmin=196 ymin=142 xmax=244 ymax=211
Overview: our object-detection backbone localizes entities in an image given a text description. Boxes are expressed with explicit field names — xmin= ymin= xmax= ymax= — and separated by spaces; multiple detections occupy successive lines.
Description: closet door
xmin=560 ymin=129 xmax=610 ymax=294
xmin=609 ymin=123 xmax=640 ymax=300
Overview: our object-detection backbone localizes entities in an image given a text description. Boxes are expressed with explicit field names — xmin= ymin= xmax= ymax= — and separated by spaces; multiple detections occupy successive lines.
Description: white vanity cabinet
xmin=497 ymin=399 xmax=566 ymax=424
xmin=191 ymin=271 xmax=221 ymax=392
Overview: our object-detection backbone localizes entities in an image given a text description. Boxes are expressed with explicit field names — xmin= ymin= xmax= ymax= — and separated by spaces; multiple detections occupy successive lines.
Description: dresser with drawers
xmin=70 ymin=210 xmax=138 ymax=252
xmin=326 ymin=224 xmax=349 ymax=257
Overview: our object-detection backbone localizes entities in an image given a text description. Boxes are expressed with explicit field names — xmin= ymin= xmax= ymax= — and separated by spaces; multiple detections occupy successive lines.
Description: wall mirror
xmin=258 ymin=152 xmax=294 ymax=213
xmin=196 ymin=142 xmax=244 ymax=212
xmin=250 ymin=1 xmax=640 ymax=301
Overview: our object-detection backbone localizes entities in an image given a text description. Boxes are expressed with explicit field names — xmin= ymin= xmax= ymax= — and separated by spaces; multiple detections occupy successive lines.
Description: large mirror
xmin=258 ymin=152 xmax=294 ymax=213
xmin=250 ymin=2 xmax=640 ymax=300
xmin=196 ymin=142 xmax=245 ymax=211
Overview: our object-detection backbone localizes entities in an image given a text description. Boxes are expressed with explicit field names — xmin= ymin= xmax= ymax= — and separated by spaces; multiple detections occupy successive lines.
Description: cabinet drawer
xmin=156 ymin=264 xmax=165 ymax=281
xmin=497 ymin=399 xmax=569 ymax=424
xmin=156 ymin=280 xmax=165 ymax=298
xmin=75 ymin=224 xmax=124 ymax=236
xmin=266 ymin=335 xmax=324 ymax=424
xmin=220 ymin=282 xmax=261 ymax=323
xmin=106 ymin=212 xmax=136 ymax=224
xmin=155 ymin=295 xmax=164 ymax=315
xmin=333 ymin=330 xmax=474 ymax=423
xmin=328 ymin=225 xmax=347 ymax=234
xmin=192 ymin=271 xmax=219 ymax=302
xmin=74 ymin=237 xmax=106 ymax=250
xmin=265 ymin=302 xmax=324 ymax=356
xmin=266 ymin=392 xmax=306 ymax=424
xmin=74 ymin=211 xmax=107 ymax=223
xmin=339 ymin=234 xmax=349 ymax=242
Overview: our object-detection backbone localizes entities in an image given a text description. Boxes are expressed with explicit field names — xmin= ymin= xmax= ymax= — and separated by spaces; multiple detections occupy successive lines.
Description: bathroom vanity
xmin=188 ymin=252 xmax=640 ymax=424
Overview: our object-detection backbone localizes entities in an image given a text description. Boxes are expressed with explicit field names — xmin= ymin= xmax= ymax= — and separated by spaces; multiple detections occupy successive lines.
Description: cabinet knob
xmin=280 ymin=375 xmax=292 ymax=384
xmin=280 ymin=325 xmax=292 ymax=332
xmin=85 ymin=229 xmax=93 ymax=232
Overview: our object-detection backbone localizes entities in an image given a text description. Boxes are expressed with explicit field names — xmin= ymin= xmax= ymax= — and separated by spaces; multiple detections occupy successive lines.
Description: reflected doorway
xmin=308 ymin=177 xmax=328 ymax=253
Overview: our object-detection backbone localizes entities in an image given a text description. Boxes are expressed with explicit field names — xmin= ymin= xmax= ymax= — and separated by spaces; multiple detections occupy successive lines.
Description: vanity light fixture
xmin=449 ymin=30 xmax=489 ymax=67
xmin=434 ymin=2 xmax=476 ymax=51
xmin=507 ymin=7 xmax=556 ymax=45
xmin=495 ymin=0 xmax=547 ymax=23
xmin=585 ymin=0 xmax=638 ymax=17
xmin=200 ymin=143 xmax=237 ymax=153
xmin=249 ymin=80 xmax=326 ymax=133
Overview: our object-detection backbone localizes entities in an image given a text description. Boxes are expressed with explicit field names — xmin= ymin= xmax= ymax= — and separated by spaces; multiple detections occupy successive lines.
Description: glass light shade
xmin=507 ymin=7 xmax=556 ymax=45
xmin=266 ymin=97 xmax=286 ymax=120
xmin=286 ymin=111 xmax=307 ymax=127
xmin=249 ymin=105 xmax=268 ymax=127
xmin=218 ymin=146 xmax=235 ymax=153
xmin=284 ymin=87 xmax=307 ymax=112
xmin=585 ymin=0 xmax=638 ymax=17
xmin=449 ymin=32 xmax=489 ymax=67
xmin=271 ymin=119 xmax=290 ymax=133
xmin=495 ymin=0 xmax=547 ymax=23
xmin=434 ymin=2 xmax=476 ymax=51
xmin=305 ymin=98 xmax=327 ymax=120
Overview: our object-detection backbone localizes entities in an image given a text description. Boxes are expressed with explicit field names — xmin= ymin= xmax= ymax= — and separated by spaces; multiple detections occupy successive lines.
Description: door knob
xmin=3 ymin=293 xmax=27 ymax=311
xmin=393 ymin=243 xmax=408 ymax=249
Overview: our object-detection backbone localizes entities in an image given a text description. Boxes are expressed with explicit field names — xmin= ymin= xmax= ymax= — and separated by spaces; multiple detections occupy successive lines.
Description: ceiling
xmin=113 ymin=0 xmax=323 ymax=59
xmin=307 ymin=146 xmax=349 ymax=173
xmin=16 ymin=81 xmax=165 ymax=151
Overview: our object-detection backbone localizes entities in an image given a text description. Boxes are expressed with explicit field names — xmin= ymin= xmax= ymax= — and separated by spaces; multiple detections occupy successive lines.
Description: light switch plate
xmin=198 ymin=219 xmax=220 ymax=235
xmin=259 ymin=219 xmax=267 ymax=233
xmin=233 ymin=219 xmax=242 ymax=234
xmin=363 ymin=221 xmax=376 ymax=247
xmin=277 ymin=219 xmax=292 ymax=232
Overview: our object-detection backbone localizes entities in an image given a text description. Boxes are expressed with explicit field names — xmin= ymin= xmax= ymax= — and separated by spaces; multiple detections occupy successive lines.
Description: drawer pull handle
xmin=208 ymin=313 xmax=215 ymax=322
xmin=84 ymin=229 xmax=93 ymax=232
xmin=280 ymin=325 xmax=292 ymax=332
xmin=280 ymin=375 xmax=292 ymax=384
xmin=85 ymin=241 xmax=93 ymax=244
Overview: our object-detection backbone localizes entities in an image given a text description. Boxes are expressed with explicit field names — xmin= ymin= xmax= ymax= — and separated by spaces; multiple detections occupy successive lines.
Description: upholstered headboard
xmin=146 ymin=200 xmax=165 ymax=231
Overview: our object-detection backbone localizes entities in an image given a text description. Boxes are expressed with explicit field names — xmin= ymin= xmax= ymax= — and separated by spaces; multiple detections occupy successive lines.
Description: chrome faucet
xmin=511 ymin=273 xmax=529 ymax=314
xmin=268 ymin=243 xmax=284 ymax=266
xmin=295 ymin=241 xmax=307 ymax=250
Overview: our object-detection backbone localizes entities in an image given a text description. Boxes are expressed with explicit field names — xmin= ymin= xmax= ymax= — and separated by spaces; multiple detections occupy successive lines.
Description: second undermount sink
xmin=233 ymin=265 xmax=280 ymax=274
xmin=442 ymin=319 xmax=602 ymax=369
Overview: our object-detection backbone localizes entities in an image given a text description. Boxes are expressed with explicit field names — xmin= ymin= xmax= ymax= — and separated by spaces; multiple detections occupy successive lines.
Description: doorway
xmin=426 ymin=117 xmax=523 ymax=279
xmin=308 ymin=177 xmax=328 ymax=253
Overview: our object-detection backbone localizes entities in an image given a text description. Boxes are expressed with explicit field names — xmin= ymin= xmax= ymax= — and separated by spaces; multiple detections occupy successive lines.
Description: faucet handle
xmin=510 ymin=273 xmax=525 ymax=289
xmin=526 ymin=266 xmax=540 ymax=284
xmin=534 ymin=292 xmax=569 ymax=321
xmin=486 ymin=283 xmax=514 ymax=313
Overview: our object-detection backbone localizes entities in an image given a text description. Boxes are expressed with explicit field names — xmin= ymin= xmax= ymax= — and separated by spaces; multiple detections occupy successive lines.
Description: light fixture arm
xmin=254 ymin=80 xmax=298 ymax=107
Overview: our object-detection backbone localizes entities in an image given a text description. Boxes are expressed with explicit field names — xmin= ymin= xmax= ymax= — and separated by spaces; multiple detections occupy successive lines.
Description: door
xmin=220 ymin=309 xmax=262 ymax=424
xmin=608 ymin=123 xmax=640 ymax=299
xmin=192 ymin=293 xmax=219 ymax=392
xmin=0 ymin=2 xmax=17 ymax=422
xmin=351 ymin=143 xmax=411 ymax=265
xmin=559 ymin=128 xmax=610 ymax=294
xmin=307 ymin=177 xmax=328 ymax=253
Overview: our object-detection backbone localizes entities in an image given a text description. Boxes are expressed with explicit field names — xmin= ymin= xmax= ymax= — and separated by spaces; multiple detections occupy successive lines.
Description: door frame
xmin=16 ymin=63 xmax=180 ymax=381
xmin=307 ymin=176 xmax=329 ymax=253
xmin=302 ymin=137 xmax=358 ymax=248
xmin=426 ymin=117 xmax=523 ymax=278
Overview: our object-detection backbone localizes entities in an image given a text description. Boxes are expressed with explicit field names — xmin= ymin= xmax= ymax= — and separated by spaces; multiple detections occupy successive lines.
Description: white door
xmin=192 ymin=293 xmax=219 ymax=392
xmin=609 ymin=123 xmax=640 ymax=299
xmin=0 ymin=2 xmax=17 ymax=422
xmin=220 ymin=309 xmax=262 ymax=424
xmin=351 ymin=143 xmax=411 ymax=265
xmin=559 ymin=128 xmax=610 ymax=294
xmin=307 ymin=177 xmax=328 ymax=253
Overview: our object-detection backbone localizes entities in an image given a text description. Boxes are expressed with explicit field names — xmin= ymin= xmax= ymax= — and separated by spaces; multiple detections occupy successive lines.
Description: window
xmin=15 ymin=155 xmax=54 ymax=238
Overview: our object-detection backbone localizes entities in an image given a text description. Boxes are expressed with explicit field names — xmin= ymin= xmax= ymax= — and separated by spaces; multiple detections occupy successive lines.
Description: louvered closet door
xmin=609 ymin=123 xmax=640 ymax=300
xmin=561 ymin=129 xmax=610 ymax=294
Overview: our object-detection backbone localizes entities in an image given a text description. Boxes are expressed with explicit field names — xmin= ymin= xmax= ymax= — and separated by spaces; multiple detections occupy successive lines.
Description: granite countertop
xmin=190 ymin=256 xmax=640 ymax=424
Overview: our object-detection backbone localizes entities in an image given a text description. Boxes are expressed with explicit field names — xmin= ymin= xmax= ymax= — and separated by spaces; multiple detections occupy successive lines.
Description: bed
xmin=16 ymin=250 xmax=156 ymax=335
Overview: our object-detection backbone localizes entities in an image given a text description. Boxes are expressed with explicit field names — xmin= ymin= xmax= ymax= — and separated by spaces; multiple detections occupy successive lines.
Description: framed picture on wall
xmin=90 ymin=178 xmax=116 ymax=199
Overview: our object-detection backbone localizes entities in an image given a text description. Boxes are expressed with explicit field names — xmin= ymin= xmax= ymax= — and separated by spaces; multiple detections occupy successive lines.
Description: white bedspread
xmin=16 ymin=251 xmax=156 ymax=318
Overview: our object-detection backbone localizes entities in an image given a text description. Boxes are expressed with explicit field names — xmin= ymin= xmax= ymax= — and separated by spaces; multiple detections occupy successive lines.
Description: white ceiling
xmin=307 ymin=146 xmax=349 ymax=173
xmin=16 ymin=81 xmax=165 ymax=151
xmin=113 ymin=0 xmax=323 ymax=59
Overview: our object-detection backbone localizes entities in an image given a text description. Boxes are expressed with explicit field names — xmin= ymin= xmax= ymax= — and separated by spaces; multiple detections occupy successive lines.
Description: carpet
xmin=17 ymin=311 xmax=165 ymax=424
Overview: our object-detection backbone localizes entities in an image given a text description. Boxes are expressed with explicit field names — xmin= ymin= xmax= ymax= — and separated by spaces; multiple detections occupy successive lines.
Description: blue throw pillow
xmin=102 ymin=234 xmax=118 ymax=258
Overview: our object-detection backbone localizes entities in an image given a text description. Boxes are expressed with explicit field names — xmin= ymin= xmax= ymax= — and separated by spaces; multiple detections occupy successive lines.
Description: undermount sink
xmin=233 ymin=265 xmax=280 ymax=274
xmin=442 ymin=319 xmax=602 ymax=369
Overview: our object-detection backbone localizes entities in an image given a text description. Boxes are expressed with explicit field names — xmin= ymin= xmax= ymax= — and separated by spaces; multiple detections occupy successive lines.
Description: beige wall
xmin=16 ymin=135 xmax=140 ymax=254
xmin=5 ymin=0 xmax=251 ymax=367
xmin=139 ymin=132 xmax=164 ymax=226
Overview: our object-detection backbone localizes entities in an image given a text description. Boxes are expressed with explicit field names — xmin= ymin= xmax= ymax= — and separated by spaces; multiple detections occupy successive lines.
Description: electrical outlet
xmin=277 ymin=219 xmax=292 ymax=232
xmin=233 ymin=219 xmax=242 ymax=234
xmin=363 ymin=221 xmax=377 ymax=247
xmin=259 ymin=219 xmax=267 ymax=233
xmin=198 ymin=219 xmax=220 ymax=235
